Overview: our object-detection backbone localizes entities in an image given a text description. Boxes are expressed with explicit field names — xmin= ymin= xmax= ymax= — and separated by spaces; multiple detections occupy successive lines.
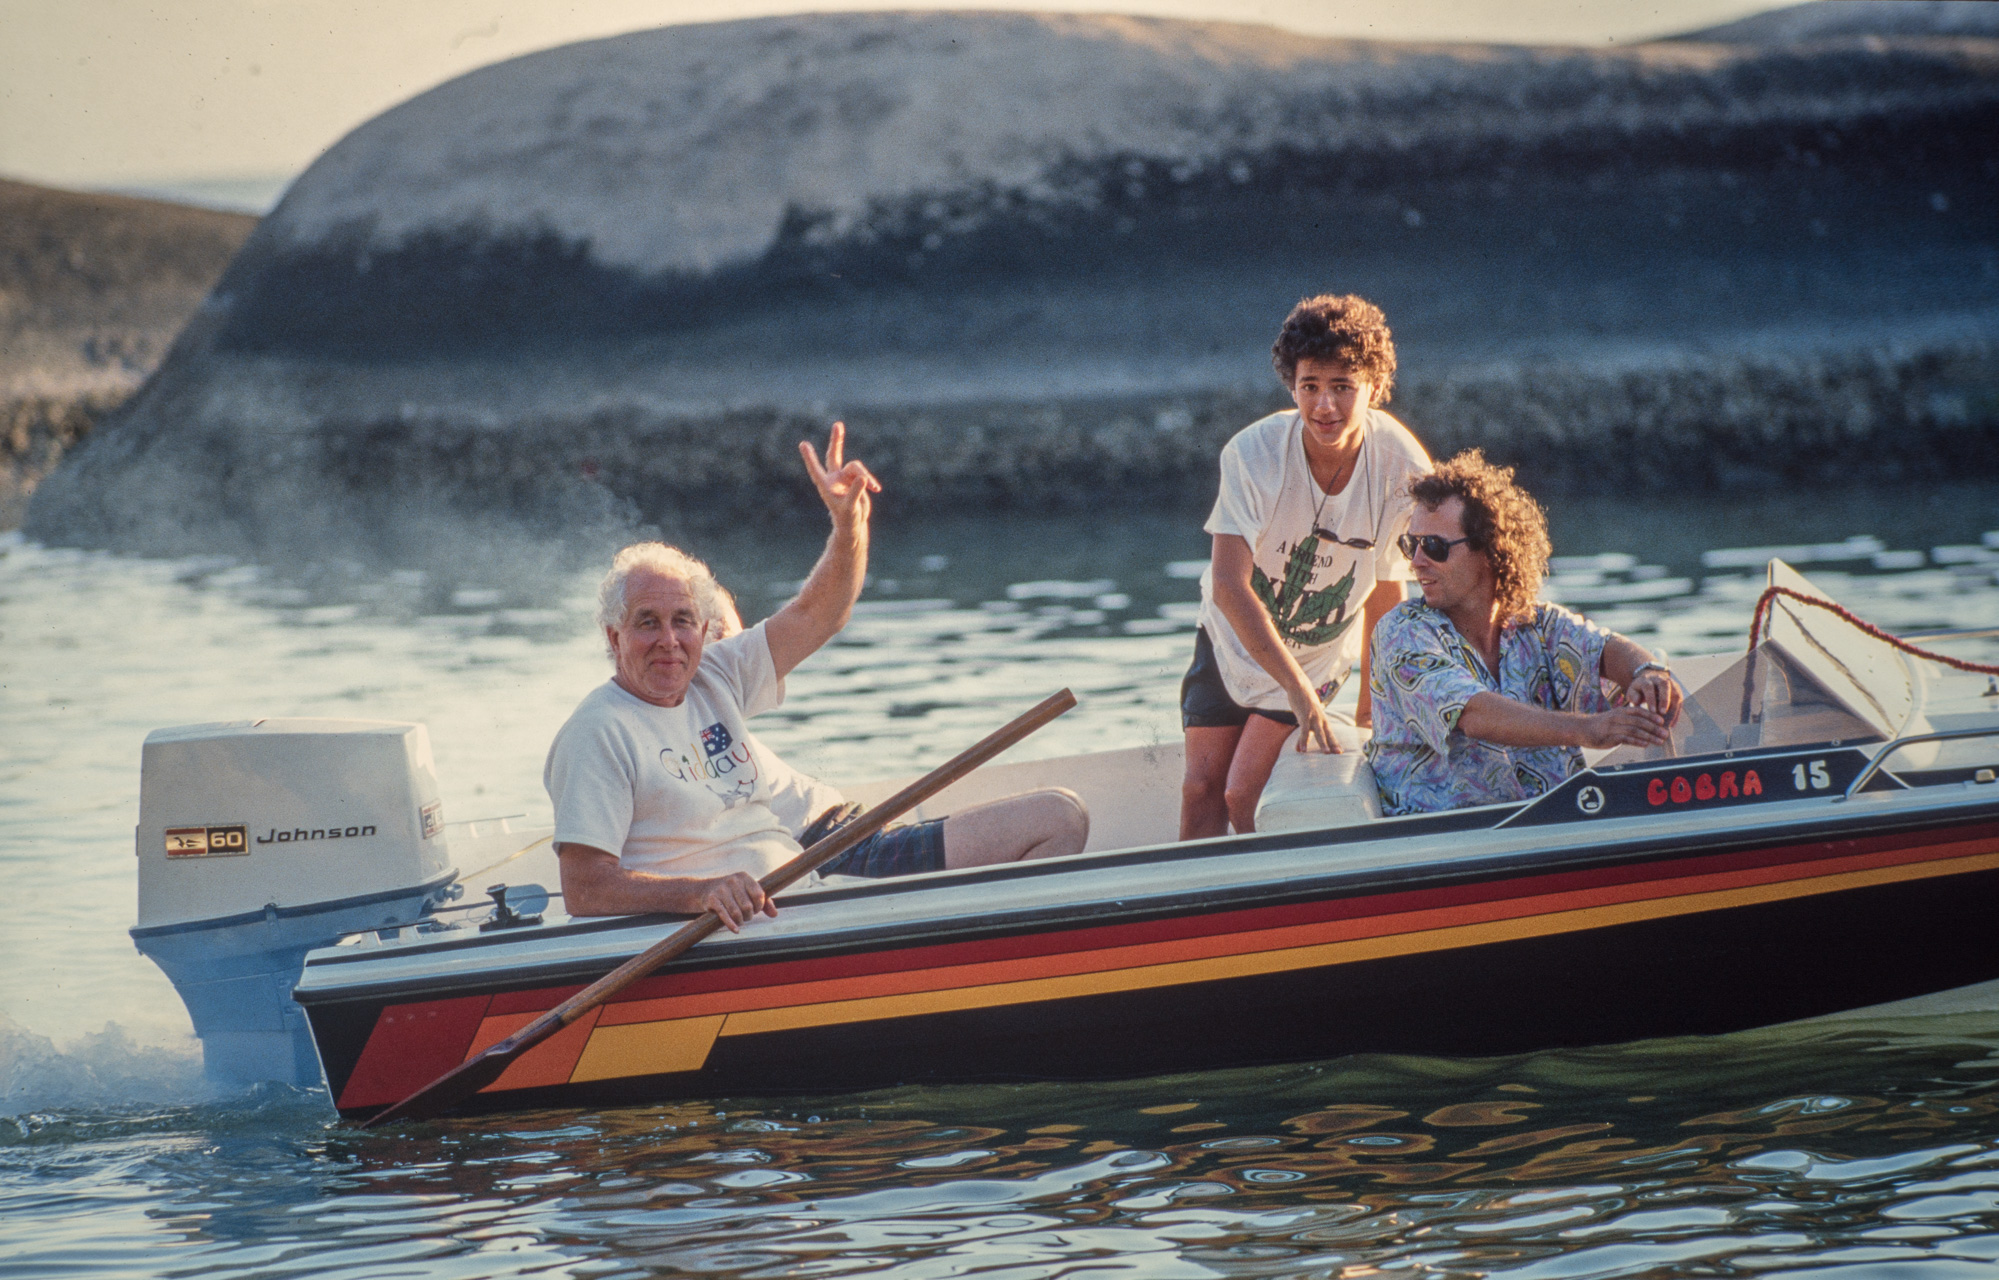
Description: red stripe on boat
xmin=336 ymin=994 xmax=491 ymax=1110
xmin=642 ymin=822 xmax=1999 ymax=999
xmin=482 ymin=821 xmax=1996 ymax=1019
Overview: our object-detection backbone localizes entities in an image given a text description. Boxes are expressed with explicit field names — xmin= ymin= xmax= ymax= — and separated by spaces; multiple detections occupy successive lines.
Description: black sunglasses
xmin=1397 ymin=533 xmax=1471 ymax=561
xmin=1312 ymin=527 xmax=1375 ymax=550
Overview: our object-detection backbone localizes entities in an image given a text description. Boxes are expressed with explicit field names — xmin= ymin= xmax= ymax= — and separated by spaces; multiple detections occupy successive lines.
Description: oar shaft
xmin=489 ymin=913 xmax=727 ymax=1051
xmin=765 ymin=688 xmax=1076 ymax=894
xmin=495 ymin=688 xmax=1074 ymax=1043
xmin=360 ymin=688 xmax=1075 ymax=1126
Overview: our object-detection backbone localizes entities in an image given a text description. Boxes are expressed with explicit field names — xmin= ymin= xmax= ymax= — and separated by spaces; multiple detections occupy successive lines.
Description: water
xmin=4 ymin=482 xmax=1998 ymax=1278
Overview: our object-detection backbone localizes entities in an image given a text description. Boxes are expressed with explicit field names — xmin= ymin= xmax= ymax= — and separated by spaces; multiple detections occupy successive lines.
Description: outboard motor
xmin=131 ymin=719 xmax=456 ymax=1086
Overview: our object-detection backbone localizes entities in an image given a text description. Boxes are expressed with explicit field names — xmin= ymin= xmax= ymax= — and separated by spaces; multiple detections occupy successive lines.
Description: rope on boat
xmin=1746 ymin=586 xmax=1999 ymax=676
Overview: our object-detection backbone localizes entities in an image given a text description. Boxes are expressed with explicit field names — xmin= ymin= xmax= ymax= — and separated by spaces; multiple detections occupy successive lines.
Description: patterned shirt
xmin=1365 ymin=600 xmax=1613 ymax=816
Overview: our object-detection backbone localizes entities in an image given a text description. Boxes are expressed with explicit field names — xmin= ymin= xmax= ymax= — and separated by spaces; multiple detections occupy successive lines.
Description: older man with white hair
xmin=546 ymin=423 xmax=1088 ymax=928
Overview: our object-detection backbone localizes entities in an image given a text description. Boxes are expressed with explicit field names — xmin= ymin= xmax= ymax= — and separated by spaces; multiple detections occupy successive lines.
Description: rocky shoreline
xmin=1 ymin=396 xmax=114 ymax=528
xmin=25 ymin=331 xmax=1993 ymax=560
xmin=14 ymin=11 xmax=1998 ymax=556
xmin=439 ymin=338 xmax=1999 ymax=514
xmin=0 ymin=180 xmax=257 ymax=526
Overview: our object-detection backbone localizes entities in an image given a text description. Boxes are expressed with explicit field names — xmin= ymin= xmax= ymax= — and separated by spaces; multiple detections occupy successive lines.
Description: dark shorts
xmin=1181 ymin=627 xmax=1299 ymax=730
xmin=819 ymin=817 xmax=948 ymax=879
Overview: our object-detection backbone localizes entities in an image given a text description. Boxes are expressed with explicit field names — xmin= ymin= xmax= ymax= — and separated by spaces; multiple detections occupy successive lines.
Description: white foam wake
xmin=0 ymin=1016 xmax=212 ymax=1115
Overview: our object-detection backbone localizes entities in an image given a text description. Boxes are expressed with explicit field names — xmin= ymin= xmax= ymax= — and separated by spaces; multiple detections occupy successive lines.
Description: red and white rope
xmin=1746 ymin=585 xmax=1999 ymax=677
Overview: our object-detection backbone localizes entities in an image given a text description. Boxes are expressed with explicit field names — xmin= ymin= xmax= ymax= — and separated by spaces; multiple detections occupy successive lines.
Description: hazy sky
xmin=4 ymin=0 xmax=1788 ymax=192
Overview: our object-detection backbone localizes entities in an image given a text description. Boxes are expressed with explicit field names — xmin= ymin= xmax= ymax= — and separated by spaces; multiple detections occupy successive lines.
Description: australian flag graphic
xmin=700 ymin=722 xmax=734 ymax=758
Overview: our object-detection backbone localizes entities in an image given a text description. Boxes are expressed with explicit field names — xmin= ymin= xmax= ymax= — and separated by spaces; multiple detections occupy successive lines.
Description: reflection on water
xmin=2 ymin=480 xmax=1997 ymax=1278
xmin=5 ymin=1017 xmax=1999 ymax=1278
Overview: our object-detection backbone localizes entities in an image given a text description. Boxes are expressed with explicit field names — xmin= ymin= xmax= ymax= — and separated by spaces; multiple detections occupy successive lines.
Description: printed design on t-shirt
xmin=660 ymin=722 xmax=761 ymax=805
xmin=1252 ymin=534 xmax=1359 ymax=649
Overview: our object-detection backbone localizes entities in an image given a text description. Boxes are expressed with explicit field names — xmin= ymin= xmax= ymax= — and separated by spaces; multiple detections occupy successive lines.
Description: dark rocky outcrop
xmin=24 ymin=8 xmax=1999 ymax=555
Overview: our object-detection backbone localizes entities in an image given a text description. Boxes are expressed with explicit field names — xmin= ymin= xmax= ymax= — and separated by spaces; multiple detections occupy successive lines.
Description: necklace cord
xmin=1306 ymin=415 xmax=1375 ymax=543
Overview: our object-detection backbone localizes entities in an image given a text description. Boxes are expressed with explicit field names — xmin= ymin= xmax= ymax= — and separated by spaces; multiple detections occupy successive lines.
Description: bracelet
xmin=1631 ymin=660 xmax=1670 ymax=681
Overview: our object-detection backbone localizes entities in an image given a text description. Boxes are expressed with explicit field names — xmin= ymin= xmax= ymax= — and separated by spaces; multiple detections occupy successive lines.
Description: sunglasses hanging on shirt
xmin=1313 ymin=527 xmax=1375 ymax=550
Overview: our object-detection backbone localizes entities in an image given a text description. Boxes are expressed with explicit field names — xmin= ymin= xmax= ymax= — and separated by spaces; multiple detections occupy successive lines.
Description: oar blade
xmin=358 ymin=1041 xmax=517 ymax=1128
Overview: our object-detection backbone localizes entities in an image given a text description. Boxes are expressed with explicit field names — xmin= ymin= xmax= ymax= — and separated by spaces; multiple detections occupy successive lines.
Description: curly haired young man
xmin=1180 ymin=294 xmax=1433 ymax=839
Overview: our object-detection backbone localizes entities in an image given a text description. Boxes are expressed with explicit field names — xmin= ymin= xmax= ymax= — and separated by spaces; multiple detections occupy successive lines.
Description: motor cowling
xmin=132 ymin=719 xmax=454 ymax=1086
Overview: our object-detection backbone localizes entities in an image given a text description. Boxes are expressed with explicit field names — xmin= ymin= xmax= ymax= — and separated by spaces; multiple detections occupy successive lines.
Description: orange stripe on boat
xmin=511 ymin=823 xmax=1999 ymax=1016
xmin=465 ymin=1006 xmax=604 ymax=1093
xmin=570 ymin=1015 xmax=726 ymax=1082
xmin=704 ymin=850 xmax=1999 ymax=1038
xmin=592 ymin=837 xmax=1995 ymax=1028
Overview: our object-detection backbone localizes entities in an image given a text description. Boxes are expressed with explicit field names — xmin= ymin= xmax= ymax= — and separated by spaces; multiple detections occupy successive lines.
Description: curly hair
xmin=1408 ymin=450 xmax=1550 ymax=623
xmin=1270 ymin=294 xmax=1397 ymax=399
xmin=595 ymin=541 xmax=720 ymax=659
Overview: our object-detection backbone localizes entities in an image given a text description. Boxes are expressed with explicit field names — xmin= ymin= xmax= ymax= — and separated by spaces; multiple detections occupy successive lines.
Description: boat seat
xmin=1254 ymin=724 xmax=1382 ymax=833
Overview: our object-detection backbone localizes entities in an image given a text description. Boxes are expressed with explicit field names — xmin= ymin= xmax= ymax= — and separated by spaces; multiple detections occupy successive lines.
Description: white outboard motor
xmin=131 ymin=719 xmax=456 ymax=1086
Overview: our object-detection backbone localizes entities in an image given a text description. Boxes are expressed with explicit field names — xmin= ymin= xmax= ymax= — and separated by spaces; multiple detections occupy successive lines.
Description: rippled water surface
xmin=4 ymin=482 xmax=1998 ymax=1279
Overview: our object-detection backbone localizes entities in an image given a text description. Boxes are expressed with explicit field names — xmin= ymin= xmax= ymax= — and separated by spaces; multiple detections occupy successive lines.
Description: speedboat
xmin=130 ymin=563 xmax=1999 ymax=1118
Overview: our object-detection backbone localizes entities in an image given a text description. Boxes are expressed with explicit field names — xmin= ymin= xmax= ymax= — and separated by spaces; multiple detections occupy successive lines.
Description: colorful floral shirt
xmin=1365 ymin=600 xmax=1613 ymax=816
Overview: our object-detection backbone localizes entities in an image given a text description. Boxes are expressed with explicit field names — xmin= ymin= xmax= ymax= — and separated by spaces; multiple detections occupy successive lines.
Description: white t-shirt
xmin=544 ymin=622 xmax=802 ymax=880
xmin=1197 ymin=408 xmax=1432 ymax=712
xmin=756 ymin=737 xmax=847 ymax=836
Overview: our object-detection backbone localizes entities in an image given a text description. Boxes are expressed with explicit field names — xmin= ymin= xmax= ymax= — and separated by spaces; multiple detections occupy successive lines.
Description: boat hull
xmin=300 ymin=774 xmax=1999 ymax=1118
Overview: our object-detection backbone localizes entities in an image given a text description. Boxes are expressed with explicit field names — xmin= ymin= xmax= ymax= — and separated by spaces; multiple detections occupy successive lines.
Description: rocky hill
xmin=0 ymin=181 xmax=256 ymax=525
xmin=24 ymin=8 xmax=1998 ymax=557
xmin=1677 ymin=0 xmax=1999 ymax=42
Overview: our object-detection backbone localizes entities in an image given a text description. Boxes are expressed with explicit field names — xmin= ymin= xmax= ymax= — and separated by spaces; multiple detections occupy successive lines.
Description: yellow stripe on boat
xmin=571 ymin=1014 xmax=726 ymax=1082
xmin=715 ymin=851 xmax=1999 ymax=1038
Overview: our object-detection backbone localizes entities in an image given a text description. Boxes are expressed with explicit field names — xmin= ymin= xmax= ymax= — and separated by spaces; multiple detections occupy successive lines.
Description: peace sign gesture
xmin=766 ymin=422 xmax=881 ymax=679
xmin=799 ymin=421 xmax=882 ymax=533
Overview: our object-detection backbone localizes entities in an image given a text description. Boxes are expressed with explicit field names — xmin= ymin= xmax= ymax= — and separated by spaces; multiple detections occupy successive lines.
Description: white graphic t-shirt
xmin=545 ymin=621 xmax=802 ymax=880
xmin=757 ymin=738 xmax=847 ymax=836
xmin=1197 ymin=408 xmax=1432 ymax=712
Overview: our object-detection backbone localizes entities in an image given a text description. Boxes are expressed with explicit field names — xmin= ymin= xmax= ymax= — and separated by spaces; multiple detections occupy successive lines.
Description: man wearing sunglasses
xmin=1364 ymin=450 xmax=1683 ymax=816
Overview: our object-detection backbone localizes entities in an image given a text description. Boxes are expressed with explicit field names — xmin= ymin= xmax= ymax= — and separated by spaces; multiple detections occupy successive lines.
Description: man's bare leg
xmin=941 ymin=788 xmax=1088 ymax=867
xmin=1180 ymin=724 xmax=1243 ymax=840
xmin=1223 ymin=715 xmax=1298 ymax=835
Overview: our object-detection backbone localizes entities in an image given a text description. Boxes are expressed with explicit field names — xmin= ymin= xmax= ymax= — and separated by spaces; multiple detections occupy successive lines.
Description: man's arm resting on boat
xmin=1455 ymin=630 xmax=1680 ymax=750
xmin=1599 ymin=634 xmax=1684 ymax=722
xmin=1455 ymin=693 xmax=1671 ymax=750
xmin=556 ymin=842 xmax=777 ymax=931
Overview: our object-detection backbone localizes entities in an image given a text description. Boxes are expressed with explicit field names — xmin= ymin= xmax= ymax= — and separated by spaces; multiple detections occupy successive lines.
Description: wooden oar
xmin=358 ymin=687 xmax=1077 ymax=1127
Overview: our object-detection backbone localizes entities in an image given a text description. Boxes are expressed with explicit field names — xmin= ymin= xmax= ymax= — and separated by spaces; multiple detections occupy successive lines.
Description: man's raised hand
xmin=767 ymin=421 xmax=877 ymax=680
xmin=800 ymin=421 xmax=882 ymax=531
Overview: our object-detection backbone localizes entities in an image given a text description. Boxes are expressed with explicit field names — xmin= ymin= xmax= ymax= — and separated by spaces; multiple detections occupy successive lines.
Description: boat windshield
xmin=1593 ymin=641 xmax=1881 ymax=769
xmin=1593 ymin=561 xmax=1907 ymax=768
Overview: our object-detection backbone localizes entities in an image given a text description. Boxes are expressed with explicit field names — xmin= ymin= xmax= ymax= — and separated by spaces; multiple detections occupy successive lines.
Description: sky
xmin=3 ymin=0 xmax=1792 ymax=203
